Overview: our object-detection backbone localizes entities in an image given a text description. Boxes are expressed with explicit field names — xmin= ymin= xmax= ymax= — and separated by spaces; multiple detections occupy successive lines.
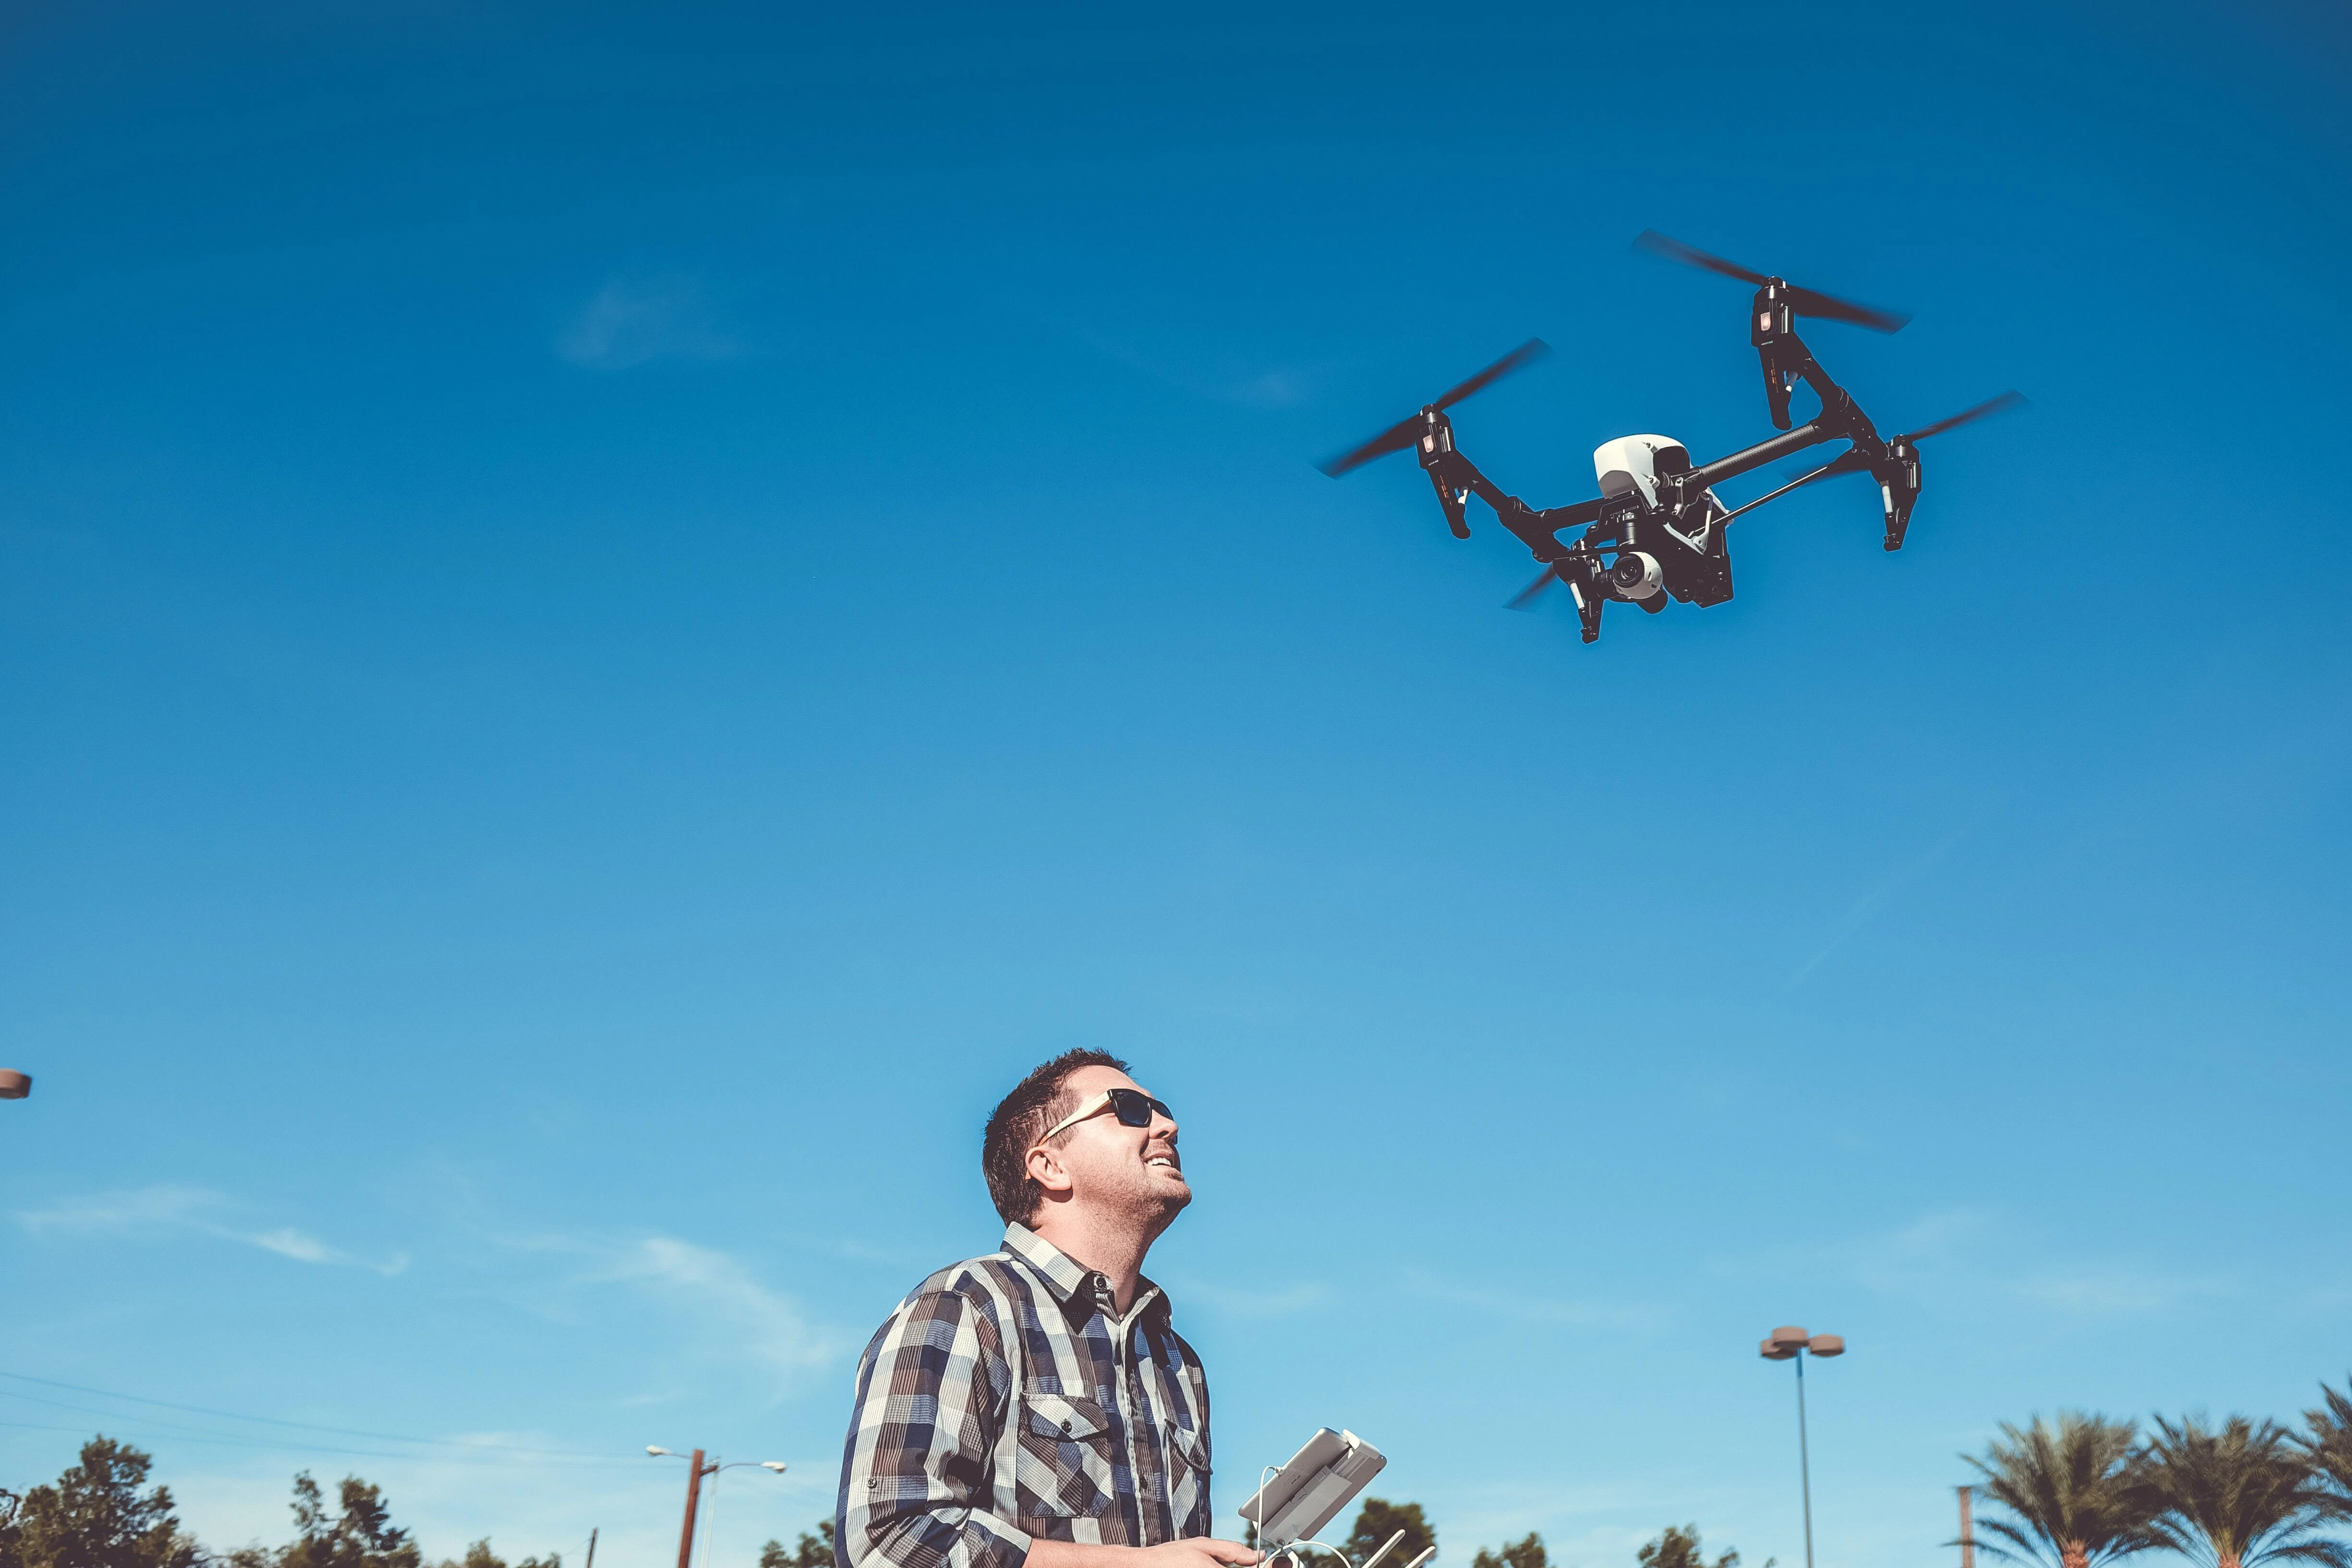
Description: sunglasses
xmin=1037 ymin=1087 xmax=1175 ymax=1144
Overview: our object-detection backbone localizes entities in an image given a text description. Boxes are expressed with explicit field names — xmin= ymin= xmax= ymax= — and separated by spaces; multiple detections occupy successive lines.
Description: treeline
xmin=0 ymin=1437 xmax=557 ymax=1568
xmin=20 ymin=1378 xmax=2350 ymax=1568
xmin=1958 ymin=1379 xmax=2352 ymax=1568
xmin=1331 ymin=1496 xmax=1749 ymax=1568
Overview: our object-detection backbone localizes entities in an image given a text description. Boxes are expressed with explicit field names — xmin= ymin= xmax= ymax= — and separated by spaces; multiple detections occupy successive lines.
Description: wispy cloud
xmin=556 ymin=274 xmax=738 ymax=369
xmin=2012 ymin=1265 xmax=2232 ymax=1314
xmin=1166 ymin=1275 xmax=1330 ymax=1318
xmin=15 ymin=1183 xmax=409 ymax=1276
xmin=585 ymin=1236 xmax=841 ymax=1378
xmin=1073 ymin=330 xmax=1332 ymax=410
xmin=1400 ymin=1270 xmax=1661 ymax=1331
xmin=489 ymin=1228 xmax=845 ymax=1396
xmin=1789 ymin=824 xmax=1969 ymax=983
xmin=1750 ymin=1204 xmax=2234 ymax=1321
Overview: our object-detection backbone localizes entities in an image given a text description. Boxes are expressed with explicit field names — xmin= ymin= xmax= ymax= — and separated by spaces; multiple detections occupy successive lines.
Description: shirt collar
xmin=1003 ymin=1223 xmax=1167 ymax=1325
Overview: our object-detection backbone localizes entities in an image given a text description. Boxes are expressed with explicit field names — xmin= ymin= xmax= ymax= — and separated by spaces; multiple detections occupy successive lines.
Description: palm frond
xmin=1962 ymin=1414 xmax=2162 ymax=1568
xmin=2298 ymin=1376 xmax=2352 ymax=1509
xmin=2142 ymin=1412 xmax=2342 ymax=1568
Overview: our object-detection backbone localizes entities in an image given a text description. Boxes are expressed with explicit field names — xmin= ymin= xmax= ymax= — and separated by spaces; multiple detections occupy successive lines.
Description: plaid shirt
xmin=836 ymin=1224 xmax=1214 ymax=1568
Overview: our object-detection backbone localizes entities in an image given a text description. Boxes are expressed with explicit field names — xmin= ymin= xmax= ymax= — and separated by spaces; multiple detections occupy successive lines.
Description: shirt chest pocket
xmin=1013 ymin=1390 xmax=1115 ymax=1523
xmin=1164 ymin=1419 xmax=1211 ymax=1534
xmin=1164 ymin=1420 xmax=1209 ymax=1477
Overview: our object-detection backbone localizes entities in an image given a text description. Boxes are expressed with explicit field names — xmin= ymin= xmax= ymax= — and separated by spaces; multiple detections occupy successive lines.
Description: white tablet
xmin=1237 ymin=1428 xmax=1388 ymax=1547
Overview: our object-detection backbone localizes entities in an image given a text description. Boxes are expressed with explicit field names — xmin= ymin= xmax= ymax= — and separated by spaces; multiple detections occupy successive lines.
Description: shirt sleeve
xmin=838 ymin=1284 xmax=1030 ymax=1568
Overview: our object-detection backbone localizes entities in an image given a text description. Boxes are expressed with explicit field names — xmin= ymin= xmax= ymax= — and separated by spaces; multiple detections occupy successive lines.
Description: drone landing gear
xmin=1567 ymin=559 xmax=1607 ymax=643
xmin=1874 ymin=437 xmax=1920 ymax=550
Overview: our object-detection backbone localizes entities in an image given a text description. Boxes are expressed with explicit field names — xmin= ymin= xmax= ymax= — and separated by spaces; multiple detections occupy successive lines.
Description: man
xmin=837 ymin=1051 xmax=1258 ymax=1568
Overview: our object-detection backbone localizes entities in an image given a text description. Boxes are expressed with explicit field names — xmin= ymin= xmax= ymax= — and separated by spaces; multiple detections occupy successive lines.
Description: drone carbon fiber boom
xmin=1317 ymin=232 xmax=2024 ymax=644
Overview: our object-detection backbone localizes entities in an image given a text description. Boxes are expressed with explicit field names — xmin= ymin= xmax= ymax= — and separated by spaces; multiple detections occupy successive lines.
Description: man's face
xmin=1032 ymin=1065 xmax=1189 ymax=1229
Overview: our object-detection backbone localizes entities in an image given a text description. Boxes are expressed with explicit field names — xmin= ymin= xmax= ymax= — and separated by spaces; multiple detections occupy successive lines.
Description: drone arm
xmin=1689 ymin=418 xmax=1844 ymax=492
xmin=1416 ymin=413 xmax=1601 ymax=556
xmin=1714 ymin=451 xmax=1871 ymax=524
xmin=1465 ymin=475 xmax=1599 ymax=559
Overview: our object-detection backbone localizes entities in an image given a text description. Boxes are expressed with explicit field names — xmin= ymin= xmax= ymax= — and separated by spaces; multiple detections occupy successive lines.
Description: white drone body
xmin=1587 ymin=435 xmax=1730 ymax=605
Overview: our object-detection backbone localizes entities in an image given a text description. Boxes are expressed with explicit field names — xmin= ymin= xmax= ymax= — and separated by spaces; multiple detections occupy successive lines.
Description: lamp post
xmin=647 ymin=1447 xmax=786 ymax=1568
xmin=0 ymin=1071 xmax=29 ymax=1100
xmin=1759 ymin=1325 xmax=1845 ymax=1568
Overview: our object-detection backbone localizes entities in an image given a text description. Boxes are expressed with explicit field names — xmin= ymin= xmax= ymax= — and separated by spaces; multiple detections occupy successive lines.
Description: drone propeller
xmin=1631 ymin=231 xmax=1912 ymax=334
xmin=1317 ymin=339 xmax=1552 ymax=477
xmin=1506 ymin=563 xmax=1564 ymax=611
xmin=1899 ymin=389 xmax=2027 ymax=442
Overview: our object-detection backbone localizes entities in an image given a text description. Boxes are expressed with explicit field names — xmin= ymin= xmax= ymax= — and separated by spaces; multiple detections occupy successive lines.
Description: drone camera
xmin=1607 ymin=551 xmax=1665 ymax=600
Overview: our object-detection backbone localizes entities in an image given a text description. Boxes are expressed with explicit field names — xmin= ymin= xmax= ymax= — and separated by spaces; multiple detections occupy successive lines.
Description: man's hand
xmin=1142 ymin=1542 xmax=1261 ymax=1568
xmin=1026 ymin=1537 xmax=1260 ymax=1568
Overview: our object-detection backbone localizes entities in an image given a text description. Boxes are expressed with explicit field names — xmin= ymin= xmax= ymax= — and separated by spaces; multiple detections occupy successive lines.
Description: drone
xmin=1317 ymin=232 xmax=2024 ymax=644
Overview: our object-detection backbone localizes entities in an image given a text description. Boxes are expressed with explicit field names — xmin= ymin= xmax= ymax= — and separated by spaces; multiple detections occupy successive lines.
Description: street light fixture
xmin=646 ymin=1446 xmax=788 ymax=1568
xmin=0 ymin=1071 xmax=30 ymax=1100
xmin=1759 ymin=1325 xmax=1845 ymax=1568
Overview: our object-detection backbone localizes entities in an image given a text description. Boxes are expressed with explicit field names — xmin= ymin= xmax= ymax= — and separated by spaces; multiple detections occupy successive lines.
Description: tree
xmin=1961 ymin=1414 xmax=2163 ymax=1568
xmin=761 ymin=1521 xmax=836 ymax=1568
xmin=1638 ymin=1525 xmax=1752 ymax=1568
xmin=0 ymin=1436 xmax=200 ymax=1568
xmin=1470 ymin=1535 xmax=1545 ymax=1568
xmin=277 ymin=1472 xmax=423 ymax=1568
xmin=2139 ymin=1414 xmax=2350 ymax=1568
xmin=2298 ymin=1377 xmax=2352 ymax=1507
xmin=1343 ymin=1501 xmax=1436 ymax=1568
xmin=430 ymin=1541 xmax=562 ymax=1568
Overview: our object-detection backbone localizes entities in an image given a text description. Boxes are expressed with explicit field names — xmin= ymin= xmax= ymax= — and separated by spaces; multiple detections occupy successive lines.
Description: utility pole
xmin=585 ymin=1529 xmax=598 ymax=1568
xmin=646 ymin=1443 xmax=784 ymax=1567
xmin=1958 ymin=1487 xmax=1973 ymax=1568
xmin=674 ymin=1449 xmax=718 ymax=1568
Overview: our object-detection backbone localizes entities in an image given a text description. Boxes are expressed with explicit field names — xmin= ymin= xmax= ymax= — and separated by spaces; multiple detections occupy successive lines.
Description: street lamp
xmin=1759 ymin=1325 xmax=1845 ymax=1568
xmin=647 ymin=1446 xmax=787 ymax=1568
xmin=0 ymin=1071 xmax=30 ymax=1100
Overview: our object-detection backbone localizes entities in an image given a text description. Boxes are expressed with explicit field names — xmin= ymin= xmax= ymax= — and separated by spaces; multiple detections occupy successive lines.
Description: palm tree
xmin=1960 ymin=1413 xmax=2163 ymax=1568
xmin=2139 ymin=1413 xmax=2350 ymax=1568
xmin=2300 ymin=1377 xmax=2352 ymax=1507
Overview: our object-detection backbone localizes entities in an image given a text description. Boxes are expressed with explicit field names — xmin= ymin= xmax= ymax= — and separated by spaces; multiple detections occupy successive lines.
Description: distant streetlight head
xmin=1769 ymin=1324 xmax=1809 ymax=1349
xmin=0 ymin=1070 xmax=29 ymax=1100
xmin=1760 ymin=1337 xmax=1798 ymax=1360
xmin=647 ymin=1446 xmax=672 ymax=1457
xmin=760 ymin=1461 xmax=787 ymax=1473
xmin=1808 ymin=1335 xmax=1845 ymax=1357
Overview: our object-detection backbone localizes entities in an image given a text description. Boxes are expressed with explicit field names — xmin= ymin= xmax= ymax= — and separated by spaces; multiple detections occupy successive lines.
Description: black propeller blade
xmin=1505 ymin=564 xmax=1562 ymax=611
xmin=1317 ymin=339 xmax=1552 ymax=478
xmin=1899 ymin=390 xmax=2027 ymax=442
xmin=1631 ymin=231 xmax=1912 ymax=334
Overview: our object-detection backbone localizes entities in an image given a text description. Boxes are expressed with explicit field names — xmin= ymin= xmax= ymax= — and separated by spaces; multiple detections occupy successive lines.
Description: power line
xmin=0 ymin=1371 xmax=643 ymax=1467
xmin=0 ymin=1415 xmax=524 ymax=1464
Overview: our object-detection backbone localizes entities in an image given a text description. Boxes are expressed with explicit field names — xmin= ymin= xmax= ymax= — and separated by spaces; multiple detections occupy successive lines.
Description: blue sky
xmin=3 ymin=1 xmax=2349 ymax=1566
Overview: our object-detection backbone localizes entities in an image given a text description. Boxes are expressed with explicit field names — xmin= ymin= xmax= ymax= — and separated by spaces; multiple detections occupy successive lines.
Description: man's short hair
xmin=982 ymin=1049 xmax=1130 ymax=1225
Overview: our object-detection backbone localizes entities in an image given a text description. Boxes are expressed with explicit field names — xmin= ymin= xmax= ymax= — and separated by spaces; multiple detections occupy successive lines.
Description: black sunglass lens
xmin=1108 ymin=1090 xmax=1169 ymax=1127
